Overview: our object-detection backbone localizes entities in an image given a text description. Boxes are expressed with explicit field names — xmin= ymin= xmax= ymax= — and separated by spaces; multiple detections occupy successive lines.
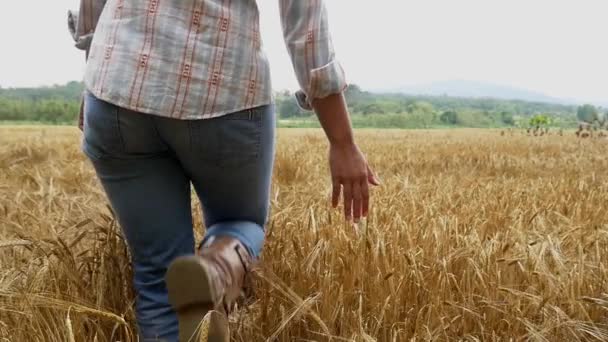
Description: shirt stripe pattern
xmin=73 ymin=0 xmax=346 ymax=119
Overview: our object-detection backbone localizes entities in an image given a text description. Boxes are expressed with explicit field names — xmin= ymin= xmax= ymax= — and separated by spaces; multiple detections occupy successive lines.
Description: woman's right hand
xmin=312 ymin=92 xmax=381 ymax=222
xmin=329 ymin=141 xmax=380 ymax=222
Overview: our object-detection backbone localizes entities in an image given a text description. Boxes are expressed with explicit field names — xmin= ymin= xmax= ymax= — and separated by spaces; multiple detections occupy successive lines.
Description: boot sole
xmin=166 ymin=256 xmax=229 ymax=342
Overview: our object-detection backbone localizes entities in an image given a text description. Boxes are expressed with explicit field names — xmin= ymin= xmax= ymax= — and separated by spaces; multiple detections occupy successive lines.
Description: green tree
xmin=407 ymin=101 xmax=434 ymax=115
xmin=440 ymin=110 xmax=459 ymax=125
xmin=577 ymin=104 xmax=599 ymax=123
xmin=500 ymin=111 xmax=515 ymax=125
xmin=278 ymin=97 xmax=304 ymax=118
xmin=529 ymin=114 xmax=550 ymax=127
xmin=361 ymin=103 xmax=385 ymax=115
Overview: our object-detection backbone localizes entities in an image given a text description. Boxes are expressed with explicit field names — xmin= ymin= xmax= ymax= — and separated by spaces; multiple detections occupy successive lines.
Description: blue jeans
xmin=82 ymin=91 xmax=275 ymax=341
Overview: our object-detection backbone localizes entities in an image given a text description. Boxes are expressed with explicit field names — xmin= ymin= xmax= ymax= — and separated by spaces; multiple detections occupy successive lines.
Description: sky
xmin=0 ymin=0 xmax=606 ymax=105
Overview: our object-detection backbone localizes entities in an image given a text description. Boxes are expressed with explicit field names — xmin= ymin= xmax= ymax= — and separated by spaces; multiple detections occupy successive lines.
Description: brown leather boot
xmin=166 ymin=236 xmax=252 ymax=342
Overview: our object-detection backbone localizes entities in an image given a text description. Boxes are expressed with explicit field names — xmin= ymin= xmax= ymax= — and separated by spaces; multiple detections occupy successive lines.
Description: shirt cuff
xmin=75 ymin=34 xmax=94 ymax=51
xmin=68 ymin=10 xmax=93 ymax=51
xmin=67 ymin=10 xmax=79 ymax=41
xmin=295 ymin=60 xmax=348 ymax=111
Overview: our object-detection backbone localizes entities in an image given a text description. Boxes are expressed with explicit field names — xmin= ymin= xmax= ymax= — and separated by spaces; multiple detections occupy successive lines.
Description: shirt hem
xmin=85 ymin=85 xmax=274 ymax=120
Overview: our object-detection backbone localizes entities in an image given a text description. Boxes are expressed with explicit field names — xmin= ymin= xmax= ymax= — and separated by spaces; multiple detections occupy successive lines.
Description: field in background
xmin=1 ymin=127 xmax=607 ymax=341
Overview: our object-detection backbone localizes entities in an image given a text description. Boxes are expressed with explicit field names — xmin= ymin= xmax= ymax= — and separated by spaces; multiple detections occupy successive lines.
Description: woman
xmin=70 ymin=1 xmax=379 ymax=341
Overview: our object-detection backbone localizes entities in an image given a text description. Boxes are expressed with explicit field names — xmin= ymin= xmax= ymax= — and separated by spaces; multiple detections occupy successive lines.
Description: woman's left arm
xmin=67 ymin=0 xmax=107 ymax=130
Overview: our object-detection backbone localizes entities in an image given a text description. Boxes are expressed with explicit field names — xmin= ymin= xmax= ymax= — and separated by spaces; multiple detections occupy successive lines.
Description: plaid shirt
xmin=69 ymin=0 xmax=347 ymax=119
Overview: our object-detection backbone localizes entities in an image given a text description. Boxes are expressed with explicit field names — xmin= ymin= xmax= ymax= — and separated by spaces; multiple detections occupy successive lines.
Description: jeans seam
xmin=255 ymin=110 xmax=262 ymax=159
xmin=252 ymin=110 xmax=262 ymax=161
xmin=150 ymin=116 xmax=164 ymax=144
xmin=187 ymin=120 xmax=194 ymax=152
xmin=115 ymin=106 xmax=126 ymax=153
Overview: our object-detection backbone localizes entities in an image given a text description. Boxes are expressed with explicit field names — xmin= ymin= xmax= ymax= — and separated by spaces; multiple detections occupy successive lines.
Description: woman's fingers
xmin=367 ymin=165 xmax=381 ymax=186
xmin=337 ymin=165 xmax=376 ymax=222
xmin=352 ymin=181 xmax=363 ymax=223
xmin=332 ymin=180 xmax=341 ymax=208
xmin=342 ymin=182 xmax=353 ymax=221
xmin=361 ymin=177 xmax=370 ymax=217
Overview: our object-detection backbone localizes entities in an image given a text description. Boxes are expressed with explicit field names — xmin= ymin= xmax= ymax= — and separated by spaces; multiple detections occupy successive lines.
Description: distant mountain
xmin=382 ymin=80 xmax=573 ymax=105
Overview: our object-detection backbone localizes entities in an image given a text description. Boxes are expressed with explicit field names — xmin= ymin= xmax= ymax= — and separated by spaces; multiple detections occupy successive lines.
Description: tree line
xmin=277 ymin=84 xmax=594 ymax=128
xmin=0 ymin=81 xmax=82 ymax=123
xmin=0 ymin=81 xmax=603 ymax=128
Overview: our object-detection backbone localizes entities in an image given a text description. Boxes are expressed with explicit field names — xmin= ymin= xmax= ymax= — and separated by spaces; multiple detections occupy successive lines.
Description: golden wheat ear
xmin=197 ymin=311 xmax=211 ymax=342
xmin=196 ymin=310 xmax=229 ymax=342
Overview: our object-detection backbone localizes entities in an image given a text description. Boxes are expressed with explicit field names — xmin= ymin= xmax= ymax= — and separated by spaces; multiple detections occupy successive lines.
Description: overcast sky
xmin=0 ymin=0 xmax=605 ymax=104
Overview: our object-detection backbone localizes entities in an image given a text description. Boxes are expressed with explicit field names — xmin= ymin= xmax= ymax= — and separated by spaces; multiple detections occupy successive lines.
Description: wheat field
xmin=1 ymin=126 xmax=607 ymax=341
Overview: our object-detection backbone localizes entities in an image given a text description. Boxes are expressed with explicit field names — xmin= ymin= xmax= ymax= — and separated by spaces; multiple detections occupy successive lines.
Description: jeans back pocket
xmin=82 ymin=92 xmax=125 ymax=160
xmin=217 ymin=108 xmax=262 ymax=168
